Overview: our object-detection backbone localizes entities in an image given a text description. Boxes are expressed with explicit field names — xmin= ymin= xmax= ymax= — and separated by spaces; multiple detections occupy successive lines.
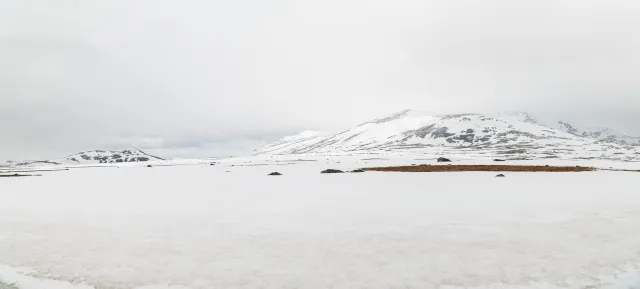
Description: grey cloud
xmin=1 ymin=0 xmax=639 ymax=161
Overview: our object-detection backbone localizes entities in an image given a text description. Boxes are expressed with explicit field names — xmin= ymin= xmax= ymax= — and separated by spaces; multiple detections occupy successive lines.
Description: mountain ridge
xmin=498 ymin=111 xmax=640 ymax=146
xmin=3 ymin=148 xmax=164 ymax=167
xmin=62 ymin=148 xmax=165 ymax=164
xmin=253 ymin=110 xmax=639 ymax=160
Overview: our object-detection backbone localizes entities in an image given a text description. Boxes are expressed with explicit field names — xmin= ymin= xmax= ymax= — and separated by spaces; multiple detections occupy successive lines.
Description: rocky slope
xmin=253 ymin=110 xmax=639 ymax=160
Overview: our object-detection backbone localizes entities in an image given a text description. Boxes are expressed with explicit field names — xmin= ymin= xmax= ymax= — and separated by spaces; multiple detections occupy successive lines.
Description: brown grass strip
xmin=362 ymin=165 xmax=595 ymax=172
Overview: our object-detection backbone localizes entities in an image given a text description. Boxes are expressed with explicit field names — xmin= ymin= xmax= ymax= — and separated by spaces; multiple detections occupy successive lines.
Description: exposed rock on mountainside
xmin=254 ymin=110 xmax=639 ymax=161
xmin=62 ymin=148 xmax=164 ymax=164
xmin=5 ymin=148 xmax=164 ymax=167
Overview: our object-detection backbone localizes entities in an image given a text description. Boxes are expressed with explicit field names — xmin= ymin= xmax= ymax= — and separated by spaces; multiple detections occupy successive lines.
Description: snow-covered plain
xmin=1 ymin=156 xmax=640 ymax=289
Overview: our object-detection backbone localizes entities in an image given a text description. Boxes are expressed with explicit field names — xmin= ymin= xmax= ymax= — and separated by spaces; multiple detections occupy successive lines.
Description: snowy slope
xmin=1 ymin=160 xmax=62 ymax=167
xmin=500 ymin=112 xmax=640 ymax=146
xmin=254 ymin=110 xmax=639 ymax=160
xmin=58 ymin=148 xmax=164 ymax=165
xmin=6 ymin=148 xmax=165 ymax=167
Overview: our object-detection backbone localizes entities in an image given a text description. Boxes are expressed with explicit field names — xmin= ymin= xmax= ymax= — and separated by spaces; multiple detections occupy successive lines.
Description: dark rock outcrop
xmin=437 ymin=157 xmax=452 ymax=162
xmin=321 ymin=169 xmax=344 ymax=174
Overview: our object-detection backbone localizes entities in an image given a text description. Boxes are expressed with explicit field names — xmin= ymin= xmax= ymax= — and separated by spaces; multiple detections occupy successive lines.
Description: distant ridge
xmin=5 ymin=148 xmax=165 ymax=167
xmin=61 ymin=148 xmax=164 ymax=164
xmin=253 ymin=110 xmax=640 ymax=160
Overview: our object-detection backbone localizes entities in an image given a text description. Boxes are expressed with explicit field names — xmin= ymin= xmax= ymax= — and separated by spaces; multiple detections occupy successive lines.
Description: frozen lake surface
xmin=1 ymin=157 xmax=640 ymax=289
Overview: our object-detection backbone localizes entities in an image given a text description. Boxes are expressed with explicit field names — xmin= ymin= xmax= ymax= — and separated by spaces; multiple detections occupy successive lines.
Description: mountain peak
xmin=253 ymin=110 xmax=639 ymax=160
xmin=357 ymin=109 xmax=413 ymax=126
xmin=497 ymin=111 xmax=539 ymax=124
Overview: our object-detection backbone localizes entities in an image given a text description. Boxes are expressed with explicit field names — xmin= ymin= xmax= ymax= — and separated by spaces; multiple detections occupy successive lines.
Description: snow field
xmin=1 ymin=159 xmax=640 ymax=288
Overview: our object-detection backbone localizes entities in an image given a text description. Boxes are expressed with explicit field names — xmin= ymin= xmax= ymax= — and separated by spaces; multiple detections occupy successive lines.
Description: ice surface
xmin=1 ymin=157 xmax=640 ymax=289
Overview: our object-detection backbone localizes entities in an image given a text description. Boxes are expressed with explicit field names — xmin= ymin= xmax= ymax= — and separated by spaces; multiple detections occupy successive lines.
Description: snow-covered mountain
xmin=60 ymin=148 xmax=164 ymax=164
xmin=6 ymin=148 xmax=164 ymax=167
xmin=253 ymin=110 xmax=640 ymax=160
xmin=499 ymin=112 xmax=640 ymax=147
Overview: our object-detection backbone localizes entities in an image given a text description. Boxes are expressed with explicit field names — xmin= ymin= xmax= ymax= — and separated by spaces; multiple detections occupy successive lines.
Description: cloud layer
xmin=2 ymin=0 xmax=639 ymax=160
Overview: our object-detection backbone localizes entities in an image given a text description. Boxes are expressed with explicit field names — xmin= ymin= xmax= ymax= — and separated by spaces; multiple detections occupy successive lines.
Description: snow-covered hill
xmin=499 ymin=112 xmax=640 ymax=146
xmin=254 ymin=110 xmax=640 ymax=160
xmin=59 ymin=148 xmax=164 ymax=164
xmin=5 ymin=148 xmax=164 ymax=167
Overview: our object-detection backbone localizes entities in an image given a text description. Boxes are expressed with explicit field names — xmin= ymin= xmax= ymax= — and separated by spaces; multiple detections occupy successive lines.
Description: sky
xmin=1 ymin=0 xmax=640 ymax=161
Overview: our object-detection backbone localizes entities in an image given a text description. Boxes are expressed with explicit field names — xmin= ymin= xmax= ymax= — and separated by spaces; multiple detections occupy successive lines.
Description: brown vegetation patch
xmin=362 ymin=164 xmax=595 ymax=173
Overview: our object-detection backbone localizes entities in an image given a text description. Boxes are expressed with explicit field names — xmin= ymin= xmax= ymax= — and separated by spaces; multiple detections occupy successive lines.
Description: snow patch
xmin=282 ymin=131 xmax=327 ymax=141
xmin=0 ymin=264 xmax=93 ymax=289
xmin=0 ymin=264 xmax=195 ymax=289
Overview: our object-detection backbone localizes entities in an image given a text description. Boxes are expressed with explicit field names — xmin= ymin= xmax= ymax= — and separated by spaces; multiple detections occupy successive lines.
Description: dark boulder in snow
xmin=493 ymin=159 xmax=506 ymax=162
xmin=496 ymin=174 xmax=505 ymax=177
xmin=351 ymin=169 xmax=365 ymax=173
xmin=268 ymin=172 xmax=282 ymax=176
xmin=321 ymin=169 xmax=344 ymax=174
xmin=437 ymin=157 xmax=452 ymax=162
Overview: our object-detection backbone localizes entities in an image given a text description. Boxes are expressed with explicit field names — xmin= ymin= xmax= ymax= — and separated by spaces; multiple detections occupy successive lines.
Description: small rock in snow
xmin=321 ymin=169 xmax=344 ymax=174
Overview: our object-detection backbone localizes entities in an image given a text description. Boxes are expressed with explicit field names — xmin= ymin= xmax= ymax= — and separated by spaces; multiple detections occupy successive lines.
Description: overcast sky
xmin=1 ymin=0 xmax=639 ymax=161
